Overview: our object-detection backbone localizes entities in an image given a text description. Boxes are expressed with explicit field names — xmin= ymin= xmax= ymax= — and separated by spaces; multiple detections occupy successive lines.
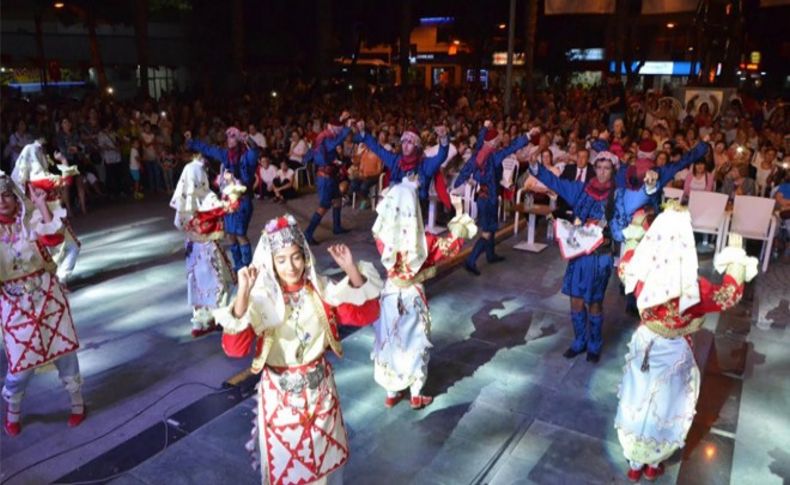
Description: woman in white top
xmin=683 ymin=159 xmax=715 ymax=201
xmin=287 ymin=131 xmax=309 ymax=169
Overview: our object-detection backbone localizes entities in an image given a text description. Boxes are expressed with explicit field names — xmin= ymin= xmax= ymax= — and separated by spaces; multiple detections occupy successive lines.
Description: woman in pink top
xmin=683 ymin=158 xmax=714 ymax=201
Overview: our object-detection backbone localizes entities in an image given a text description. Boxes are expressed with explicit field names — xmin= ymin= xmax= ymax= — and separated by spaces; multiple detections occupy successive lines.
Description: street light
xmin=666 ymin=22 xmax=676 ymax=29
xmin=498 ymin=23 xmax=506 ymax=30
xmin=54 ymin=2 xmax=65 ymax=8
xmin=106 ymin=86 xmax=114 ymax=95
xmin=453 ymin=40 xmax=460 ymax=46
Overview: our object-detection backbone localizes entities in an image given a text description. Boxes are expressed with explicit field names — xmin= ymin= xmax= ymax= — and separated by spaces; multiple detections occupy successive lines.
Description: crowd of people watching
xmin=1 ymin=76 xmax=788 ymax=254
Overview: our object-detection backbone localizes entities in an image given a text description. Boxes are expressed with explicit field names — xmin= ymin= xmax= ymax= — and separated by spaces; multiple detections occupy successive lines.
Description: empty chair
xmin=662 ymin=186 xmax=684 ymax=203
xmin=729 ymin=195 xmax=778 ymax=272
xmin=688 ymin=191 xmax=729 ymax=253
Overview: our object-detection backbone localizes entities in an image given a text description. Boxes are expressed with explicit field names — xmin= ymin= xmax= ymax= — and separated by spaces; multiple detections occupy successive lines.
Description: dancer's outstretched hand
xmin=484 ymin=120 xmax=493 ymax=129
xmin=643 ymin=170 xmax=658 ymax=189
xmin=238 ymin=266 xmax=259 ymax=294
xmin=356 ymin=120 xmax=365 ymax=134
xmin=328 ymin=244 xmax=354 ymax=272
xmin=183 ymin=131 xmax=192 ymax=141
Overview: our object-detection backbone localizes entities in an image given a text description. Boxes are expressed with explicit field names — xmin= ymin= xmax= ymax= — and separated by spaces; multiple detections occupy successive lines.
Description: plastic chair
xmin=512 ymin=188 xmax=556 ymax=252
xmin=688 ymin=190 xmax=730 ymax=253
xmin=662 ymin=186 xmax=684 ymax=203
xmin=729 ymin=195 xmax=778 ymax=272
xmin=498 ymin=157 xmax=520 ymax=221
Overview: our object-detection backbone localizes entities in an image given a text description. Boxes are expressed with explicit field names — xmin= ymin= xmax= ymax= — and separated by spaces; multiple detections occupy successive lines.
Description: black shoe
xmin=487 ymin=254 xmax=506 ymax=264
xmin=333 ymin=227 xmax=351 ymax=235
xmin=563 ymin=347 xmax=584 ymax=359
xmin=586 ymin=352 xmax=600 ymax=363
xmin=464 ymin=263 xmax=481 ymax=276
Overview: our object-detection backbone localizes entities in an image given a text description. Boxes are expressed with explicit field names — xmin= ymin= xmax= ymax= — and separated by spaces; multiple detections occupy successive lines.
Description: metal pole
xmin=504 ymin=0 xmax=517 ymax=115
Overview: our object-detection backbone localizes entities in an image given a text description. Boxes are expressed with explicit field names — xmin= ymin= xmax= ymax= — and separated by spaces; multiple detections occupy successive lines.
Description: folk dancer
xmin=454 ymin=121 xmax=529 ymax=275
xmin=170 ymin=155 xmax=239 ymax=337
xmin=371 ymin=181 xmax=476 ymax=409
xmin=526 ymin=152 xmax=657 ymax=362
xmin=304 ymin=113 xmax=355 ymax=245
xmin=1 ymin=171 xmax=85 ymax=436
xmin=615 ymin=205 xmax=757 ymax=481
xmin=214 ymin=214 xmax=382 ymax=484
xmin=185 ymin=127 xmax=260 ymax=272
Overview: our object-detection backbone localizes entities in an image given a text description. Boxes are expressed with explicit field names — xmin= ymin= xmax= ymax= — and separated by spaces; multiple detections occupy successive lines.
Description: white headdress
xmin=170 ymin=157 xmax=213 ymax=230
xmin=372 ymin=180 xmax=428 ymax=276
xmin=248 ymin=214 xmax=323 ymax=327
xmin=11 ymin=140 xmax=50 ymax=190
xmin=623 ymin=206 xmax=700 ymax=314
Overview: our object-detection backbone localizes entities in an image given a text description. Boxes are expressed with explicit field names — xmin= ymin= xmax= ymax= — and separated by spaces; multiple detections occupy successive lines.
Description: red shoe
xmin=644 ymin=463 xmax=664 ymax=481
xmin=384 ymin=392 xmax=404 ymax=408
xmin=410 ymin=395 xmax=433 ymax=410
xmin=68 ymin=408 xmax=86 ymax=428
xmin=627 ymin=467 xmax=643 ymax=482
xmin=4 ymin=411 xmax=21 ymax=437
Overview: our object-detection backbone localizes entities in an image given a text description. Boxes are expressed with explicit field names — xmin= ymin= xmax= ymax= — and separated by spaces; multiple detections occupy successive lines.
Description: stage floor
xmin=1 ymin=193 xmax=788 ymax=485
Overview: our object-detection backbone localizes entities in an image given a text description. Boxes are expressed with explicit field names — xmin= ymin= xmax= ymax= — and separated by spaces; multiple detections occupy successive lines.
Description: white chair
xmin=729 ymin=195 xmax=778 ymax=273
xmin=512 ymin=188 xmax=556 ymax=253
xmin=463 ymin=180 xmax=478 ymax=219
xmin=425 ymin=179 xmax=446 ymax=235
xmin=688 ymin=191 xmax=730 ymax=253
xmin=662 ymin=186 xmax=684 ymax=203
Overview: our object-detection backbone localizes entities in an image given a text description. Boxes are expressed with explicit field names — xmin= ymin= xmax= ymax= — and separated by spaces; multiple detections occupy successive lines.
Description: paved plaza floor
xmin=1 ymin=192 xmax=788 ymax=485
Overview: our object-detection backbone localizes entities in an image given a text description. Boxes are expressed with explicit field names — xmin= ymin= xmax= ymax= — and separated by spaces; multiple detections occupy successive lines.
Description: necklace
xmin=284 ymin=286 xmax=311 ymax=362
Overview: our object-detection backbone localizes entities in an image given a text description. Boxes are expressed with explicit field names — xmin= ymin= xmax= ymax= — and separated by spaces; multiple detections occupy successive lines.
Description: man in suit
xmin=556 ymin=148 xmax=593 ymax=220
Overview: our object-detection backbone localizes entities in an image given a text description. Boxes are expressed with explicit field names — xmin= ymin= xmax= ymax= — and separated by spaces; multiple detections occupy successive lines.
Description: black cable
xmin=2 ymin=381 xmax=236 ymax=485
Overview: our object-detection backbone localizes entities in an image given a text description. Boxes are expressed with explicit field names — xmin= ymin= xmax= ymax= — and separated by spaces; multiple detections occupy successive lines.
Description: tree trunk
xmin=34 ymin=12 xmax=48 ymax=90
xmin=524 ymin=0 xmax=538 ymax=96
xmin=134 ymin=0 xmax=149 ymax=98
xmin=86 ymin=9 xmax=108 ymax=92
xmin=399 ymin=0 xmax=412 ymax=87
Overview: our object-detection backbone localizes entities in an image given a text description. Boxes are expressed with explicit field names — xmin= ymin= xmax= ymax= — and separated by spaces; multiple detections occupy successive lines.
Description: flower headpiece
xmin=264 ymin=214 xmax=306 ymax=253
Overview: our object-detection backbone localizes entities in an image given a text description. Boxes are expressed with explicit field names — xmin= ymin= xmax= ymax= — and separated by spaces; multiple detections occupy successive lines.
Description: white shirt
xmin=98 ymin=132 xmax=122 ymax=164
xmin=258 ymin=165 xmax=277 ymax=188
xmin=251 ymin=132 xmax=267 ymax=149
xmin=289 ymin=139 xmax=309 ymax=164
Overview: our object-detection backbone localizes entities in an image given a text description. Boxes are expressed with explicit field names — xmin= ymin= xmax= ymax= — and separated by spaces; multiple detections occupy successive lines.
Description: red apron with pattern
xmin=1 ymin=270 xmax=79 ymax=373
xmin=258 ymin=357 xmax=348 ymax=485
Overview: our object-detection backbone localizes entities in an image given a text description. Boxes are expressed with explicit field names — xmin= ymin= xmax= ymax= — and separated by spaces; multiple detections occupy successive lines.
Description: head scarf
xmin=170 ymin=157 xmax=212 ymax=230
xmin=372 ymin=180 xmax=428 ymax=277
xmin=248 ymin=214 xmax=323 ymax=327
xmin=622 ymin=206 xmax=700 ymax=314
xmin=11 ymin=140 xmax=50 ymax=191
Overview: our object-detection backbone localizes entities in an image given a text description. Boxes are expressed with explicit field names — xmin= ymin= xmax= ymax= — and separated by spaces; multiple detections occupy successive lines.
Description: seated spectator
xmin=350 ymin=133 xmax=385 ymax=210
xmin=253 ymin=154 xmax=277 ymax=199
xmin=752 ymin=146 xmax=779 ymax=196
xmin=272 ymin=160 xmax=296 ymax=203
xmin=720 ymin=164 xmax=756 ymax=200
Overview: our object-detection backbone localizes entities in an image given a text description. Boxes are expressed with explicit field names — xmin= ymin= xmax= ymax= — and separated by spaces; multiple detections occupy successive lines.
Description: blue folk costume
xmin=530 ymin=156 xmax=653 ymax=359
xmin=187 ymin=129 xmax=259 ymax=272
xmin=303 ymin=125 xmax=351 ymax=244
xmin=353 ymin=129 xmax=450 ymax=203
xmin=454 ymin=127 xmax=528 ymax=274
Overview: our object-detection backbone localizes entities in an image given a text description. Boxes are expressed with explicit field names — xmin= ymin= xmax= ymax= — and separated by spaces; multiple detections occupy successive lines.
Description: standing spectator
xmin=97 ymin=120 xmax=124 ymax=198
xmin=129 ymin=138 xmax=144 ymax=199
xmin=140 ymin=122 xmax=163 ymax=193
xmin=752 ymin=146 xmax=779 ymax=196
xmin=56 ymin=118 xmax=87 ymax=215
xmin=3 ymin=120 xmax=33 ymax=169
xmin=272 ymin=160 xmax=296 ymax=203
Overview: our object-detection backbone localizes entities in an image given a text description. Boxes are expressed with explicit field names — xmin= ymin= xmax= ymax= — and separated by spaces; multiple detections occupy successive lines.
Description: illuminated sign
xmin=567 ymin=48 xmax=605 ymax=61
xmin=609 ymin=61 xmax=700 ymax=76
xmin=420 ymin=17 xmax=454 ymax=25
xmin=492 ymin=52 xmax=526 ymax=66
xmin=750 ymin=51 xmax=761 ymax=64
